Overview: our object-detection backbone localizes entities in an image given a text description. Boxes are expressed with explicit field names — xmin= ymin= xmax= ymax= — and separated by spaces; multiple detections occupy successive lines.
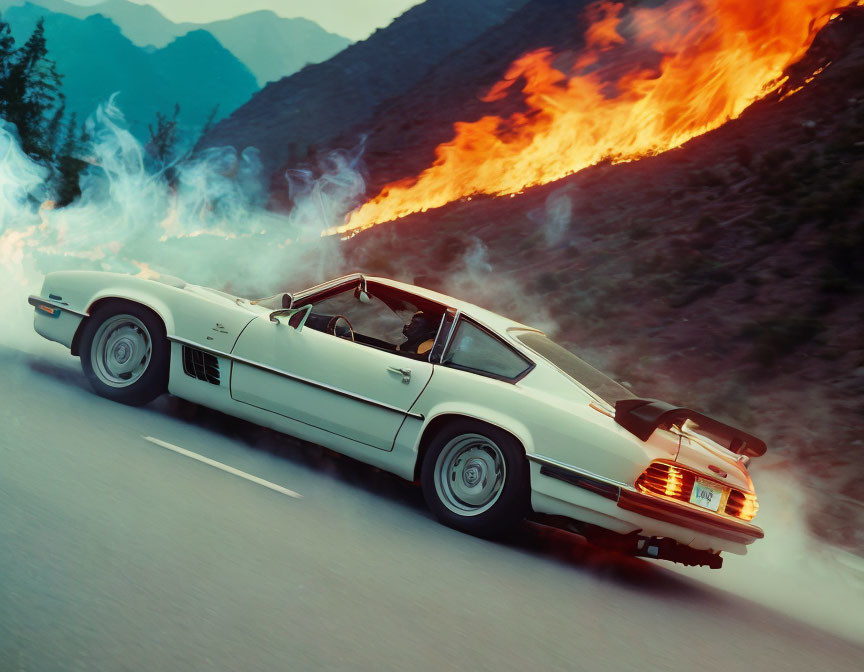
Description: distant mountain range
xmin=2 ymin=4 xmax=259 ymax=141
xmin=0 ymin=0 xmax=351 ymax=85
xmin=196 ymin=0 xmax=530 ymax=184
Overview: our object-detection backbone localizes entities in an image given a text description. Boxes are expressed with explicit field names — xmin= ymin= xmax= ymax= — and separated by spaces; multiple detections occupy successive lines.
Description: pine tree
xmin=199 ymin=104 xmax=219 ymax=140
xmin=0 ymin=14 xmax=16 ymax=115
xmin=4 ymin=18 xmax=63 ymax=160
xmin=56 ymin=111 xmax=86 ymax=206
xmin=45 ymin=99 xmax=64 ymax=158
xmin=147 ymin=102 xmax=180 ymax=165
xmin=78 ymin=118 xmax=89 ymax=147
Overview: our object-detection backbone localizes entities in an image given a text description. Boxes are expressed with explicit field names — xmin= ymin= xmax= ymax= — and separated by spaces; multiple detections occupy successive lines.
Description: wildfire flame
xmin=334 ymin=0 xmax=859 ymax=235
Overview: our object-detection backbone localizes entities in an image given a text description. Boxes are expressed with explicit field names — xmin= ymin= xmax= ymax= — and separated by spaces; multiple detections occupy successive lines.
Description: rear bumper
xmin=528 ymin=455 xmax=763 ymax=554
xmin=617 ymin=489 xmax=763 ymax=545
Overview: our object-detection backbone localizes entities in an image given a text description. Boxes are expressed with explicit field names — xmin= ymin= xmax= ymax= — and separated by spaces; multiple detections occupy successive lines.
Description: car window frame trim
xmin=428 ymin=307 xmax=458 ymax=365
xmin=440 ymin=314 xmax=535 ymax=384
xmin=291 ymin=274 xmax=366 ymax=305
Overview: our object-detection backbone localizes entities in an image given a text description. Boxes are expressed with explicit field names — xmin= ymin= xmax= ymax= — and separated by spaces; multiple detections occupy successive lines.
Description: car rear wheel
xmin=79 ymin=302 xmax=169 ymax=406
xmin=421 ymin=420 xmax=529 ymax=537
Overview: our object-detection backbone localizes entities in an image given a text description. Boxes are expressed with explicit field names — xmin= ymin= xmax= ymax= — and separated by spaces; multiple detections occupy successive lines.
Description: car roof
xmin=298 ymin=273 xmax=539 ymax=335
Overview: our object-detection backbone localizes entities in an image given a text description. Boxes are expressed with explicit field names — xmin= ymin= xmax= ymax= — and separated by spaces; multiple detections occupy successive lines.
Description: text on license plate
xmin=689 ymin=479 xmax=723 ymax=512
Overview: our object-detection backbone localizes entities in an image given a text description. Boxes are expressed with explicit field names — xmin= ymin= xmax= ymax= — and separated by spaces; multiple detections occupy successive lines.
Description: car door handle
xmin=387 ymin=366 xmax=411 ymax=383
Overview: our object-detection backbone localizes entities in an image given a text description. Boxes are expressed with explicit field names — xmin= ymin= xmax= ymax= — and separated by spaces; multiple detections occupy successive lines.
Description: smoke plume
xmin=0 ymin=98 xmax=365 ymax=353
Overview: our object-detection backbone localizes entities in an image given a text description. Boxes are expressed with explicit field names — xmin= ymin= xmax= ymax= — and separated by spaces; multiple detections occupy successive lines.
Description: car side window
xmin=442 ymin=319 xmax=531 ymax=381
xmin=308 ymin=290 xmax=405 ymax=345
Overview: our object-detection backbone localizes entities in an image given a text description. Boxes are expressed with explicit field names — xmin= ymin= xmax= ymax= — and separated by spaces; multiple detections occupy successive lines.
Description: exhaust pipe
xmin=531 ymin=516 xmax=724 ymax=568
xmin=635 ymin=536 xmax=723 ymax=569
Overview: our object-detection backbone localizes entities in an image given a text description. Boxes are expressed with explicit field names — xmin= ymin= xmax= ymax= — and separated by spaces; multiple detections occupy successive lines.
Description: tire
xmin=421 ymin=419 xmax=530 ymax=537
xmin=79 ymin=301 xmax=169 ymax=406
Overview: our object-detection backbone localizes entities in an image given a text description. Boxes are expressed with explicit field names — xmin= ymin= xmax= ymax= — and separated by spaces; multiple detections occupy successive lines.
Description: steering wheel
xmin=327 ymin=315 xmax=355 ymax=342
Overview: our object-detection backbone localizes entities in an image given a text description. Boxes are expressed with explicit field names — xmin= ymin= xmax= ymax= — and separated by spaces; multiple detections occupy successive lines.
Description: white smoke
xmin=0 ymin=99 xmax=365 ymax=353
xmin=540 ymin=187 xmax=573 ymax=246
xmin=283 ymin=144 xmax=366 ymax=278
xmin=672 ymin=466 xmax=864 ymax=645
xmin=441 ymin=237 xmax=558 ymax=335
xmin=0 ymin=121 xmax=50 ymax=217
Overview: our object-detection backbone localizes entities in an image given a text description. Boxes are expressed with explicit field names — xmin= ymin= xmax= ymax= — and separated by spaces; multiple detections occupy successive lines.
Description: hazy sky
xmin=109 ymin=1 xmax=426 ymax=41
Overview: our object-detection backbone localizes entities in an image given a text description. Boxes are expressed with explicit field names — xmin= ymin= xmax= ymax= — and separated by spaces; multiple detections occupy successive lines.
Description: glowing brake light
xmin=635 ymin=461 xmax=759 ymax=522
xmin=664 ymin=465 xmax=685 ymax=498
xmin=726 ymin=490 xmax=760 ymax=522
xmin=635 ymin=462 xmax=695 ymax=500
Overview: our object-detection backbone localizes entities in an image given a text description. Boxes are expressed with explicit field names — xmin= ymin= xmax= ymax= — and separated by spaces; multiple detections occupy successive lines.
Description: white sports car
xmin=29 ymin=271 xmax=764 ymax=568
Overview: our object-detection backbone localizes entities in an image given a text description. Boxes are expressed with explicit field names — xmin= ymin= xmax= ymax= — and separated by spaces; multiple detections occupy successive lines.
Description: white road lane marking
xmin=142 ymin=436 xmax=303 ymax=499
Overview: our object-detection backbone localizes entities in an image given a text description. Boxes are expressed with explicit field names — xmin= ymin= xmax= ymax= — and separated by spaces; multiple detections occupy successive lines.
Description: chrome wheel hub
xmin=434 ymin=433 xmax=506 ymax=516
xmin=113 ymin=341 xmax=132 ymax=364
xmin=90 ymin=315 xmax=152 ymax=388
xmin=463 ymin=462 xmax=483 ymax=487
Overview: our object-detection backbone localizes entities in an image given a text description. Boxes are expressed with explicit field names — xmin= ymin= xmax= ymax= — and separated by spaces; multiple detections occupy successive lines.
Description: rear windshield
xmin=515 ymin=332 xmax=638 ymax=405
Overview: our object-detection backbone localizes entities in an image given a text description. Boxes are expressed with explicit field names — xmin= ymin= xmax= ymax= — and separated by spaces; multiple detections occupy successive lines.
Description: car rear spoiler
xmin=614 ymin=398 xmax=767 ymax=458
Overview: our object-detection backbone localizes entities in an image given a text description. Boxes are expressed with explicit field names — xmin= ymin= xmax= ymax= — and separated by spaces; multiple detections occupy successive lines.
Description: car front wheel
xmin=79 ymin=302 xmax=169 ymax=406
xmin=421 ymin=420 xmax=529 ymax=537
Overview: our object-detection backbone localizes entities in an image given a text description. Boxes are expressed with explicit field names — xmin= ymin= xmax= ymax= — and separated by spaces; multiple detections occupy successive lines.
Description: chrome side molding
xmin=28 ymin=295 xmax=89 ymax=318
xmin=527 ymin=454 xmax=631 ymax=501
xmin=166 ymin=334 xmax=425 ymax=421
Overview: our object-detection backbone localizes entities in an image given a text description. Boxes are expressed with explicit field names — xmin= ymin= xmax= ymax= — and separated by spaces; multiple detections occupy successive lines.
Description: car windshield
xmin=515 ymin=332 xmax=638 ymax=405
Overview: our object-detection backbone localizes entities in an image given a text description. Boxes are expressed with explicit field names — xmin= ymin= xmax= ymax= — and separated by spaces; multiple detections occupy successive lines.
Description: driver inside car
xmin=398 ymin=311 xmax=438 ymax=355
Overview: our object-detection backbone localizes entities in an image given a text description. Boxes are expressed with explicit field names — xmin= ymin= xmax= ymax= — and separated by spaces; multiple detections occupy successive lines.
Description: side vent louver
xmin=182 ymin=346 xmax=220 ymax=385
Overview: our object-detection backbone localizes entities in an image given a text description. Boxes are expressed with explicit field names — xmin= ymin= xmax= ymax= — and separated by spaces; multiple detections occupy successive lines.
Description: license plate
xmin=690 ymin=479 xmax=723 ymax=511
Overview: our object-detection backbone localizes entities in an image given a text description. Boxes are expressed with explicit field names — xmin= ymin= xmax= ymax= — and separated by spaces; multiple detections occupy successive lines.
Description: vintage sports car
xmin=29 ymin=271 xmax=765 ymax=568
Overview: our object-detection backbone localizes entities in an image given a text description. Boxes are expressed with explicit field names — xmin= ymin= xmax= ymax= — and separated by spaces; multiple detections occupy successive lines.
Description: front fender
xmin=86 ymin=286 xmax=176 ymax=333
xmin=37 ymin=271 xmax=262 ymax=358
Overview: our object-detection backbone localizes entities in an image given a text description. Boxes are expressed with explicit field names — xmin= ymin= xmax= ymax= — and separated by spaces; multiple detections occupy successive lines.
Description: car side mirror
xmin=269 ymin=304 xmax=312 ymax=331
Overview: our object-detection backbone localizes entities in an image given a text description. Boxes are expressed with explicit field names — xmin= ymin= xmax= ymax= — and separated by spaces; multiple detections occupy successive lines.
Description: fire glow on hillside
xmin=333 ymin=0 xmax=860 ymax=235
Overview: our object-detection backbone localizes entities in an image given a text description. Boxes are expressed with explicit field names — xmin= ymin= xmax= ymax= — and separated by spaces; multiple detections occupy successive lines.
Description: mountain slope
xmin=0 ymin=0 xmax=351 ymax=85
xmin=195 ymin=0 xmax=530 ymax=183
xmin=314 ymin=0 xmax=594 ymax=199
xmin=342 ymin=9 xmax=864 ymax=551
xmin=3 ymin=5 xmax=258 ymax=139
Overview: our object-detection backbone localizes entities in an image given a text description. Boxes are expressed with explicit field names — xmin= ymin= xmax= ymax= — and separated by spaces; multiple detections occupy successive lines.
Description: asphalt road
xmin=1 ymin=346 xmax=863 ymax=672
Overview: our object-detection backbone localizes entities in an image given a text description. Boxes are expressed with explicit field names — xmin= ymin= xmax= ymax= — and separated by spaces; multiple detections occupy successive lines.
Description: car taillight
xmin=635 ymin=462 xmax=696 ymax=500
xmin=635 ymin=461 xmax=758 ymax=521
xmin=725 ymin=489 xmax=759 ymax=521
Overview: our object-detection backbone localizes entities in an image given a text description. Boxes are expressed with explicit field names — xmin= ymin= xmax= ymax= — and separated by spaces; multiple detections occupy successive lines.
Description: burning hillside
xmin=342 ymin=5 xmax=864 ymax=552
xmin=337 ymin=0 xmax=861 ymax=234
xmin=196 ymin=0 xmax=529 ymax=180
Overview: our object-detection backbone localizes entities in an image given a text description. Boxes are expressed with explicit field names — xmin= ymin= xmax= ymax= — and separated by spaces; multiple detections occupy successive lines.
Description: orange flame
xmin=334 ymin=0 xmax=857 ymax=235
